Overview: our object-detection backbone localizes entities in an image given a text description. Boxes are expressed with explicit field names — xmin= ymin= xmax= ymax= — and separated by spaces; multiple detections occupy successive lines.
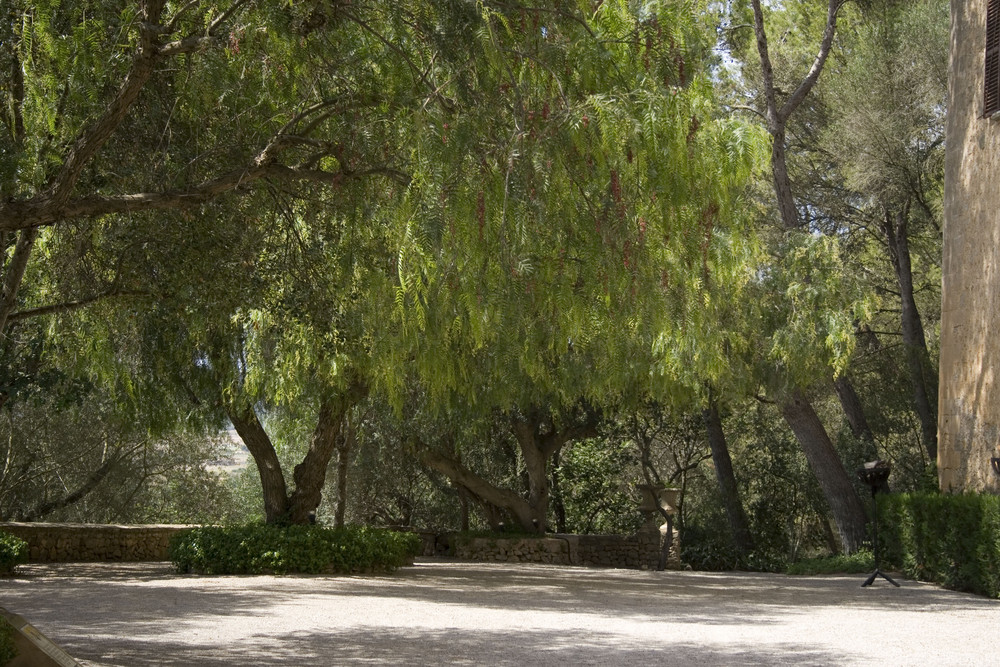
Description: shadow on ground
xmin=4 ymin=560 xmax=997 ymax=666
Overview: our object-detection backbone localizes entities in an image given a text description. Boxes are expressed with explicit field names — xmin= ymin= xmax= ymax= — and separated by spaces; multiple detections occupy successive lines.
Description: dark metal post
xmin=857 ymin=460 xmax=900 ymax=588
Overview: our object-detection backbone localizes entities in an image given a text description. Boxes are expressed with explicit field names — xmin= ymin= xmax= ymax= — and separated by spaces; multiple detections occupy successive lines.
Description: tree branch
xmin=0 ymin=162 xmax=409 ymax=232
xmin=0 ymin=228 xmax=39 ymax=334
xmin=777 ymin=0 xmax=845 ymax=123
xmin=17 ymin=445 xmax=139 ymax=522
xmin=7 ymin=290 xmax=150 ymax=325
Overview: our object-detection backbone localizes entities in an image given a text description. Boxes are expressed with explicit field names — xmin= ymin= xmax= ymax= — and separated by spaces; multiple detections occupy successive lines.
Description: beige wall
xmin=940 ymin=1 xmax=1000 ymax=491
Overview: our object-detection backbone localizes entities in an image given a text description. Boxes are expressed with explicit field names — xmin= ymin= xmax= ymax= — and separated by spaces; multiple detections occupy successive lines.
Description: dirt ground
xmin=3 ymin=559 xmax=999 ymax=666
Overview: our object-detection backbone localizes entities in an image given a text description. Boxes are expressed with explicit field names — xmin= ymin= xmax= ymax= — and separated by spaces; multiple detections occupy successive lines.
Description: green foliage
xmin=0 ymin=531 xmax=28 ymax=576
xmin=786 ymin=550 xmax=874 ymax=575
xmin=169 ymin=524 xmax=420 ymax=575
xmin=680 ymin=523 xmax=787 ymax=572
xmin=0 ymin=617 xmax=16 ymax=666
xmin=557 ymin=438 xmax=641 ymax=534
xmin=880 ymin=493 xmax=1000 ymax=598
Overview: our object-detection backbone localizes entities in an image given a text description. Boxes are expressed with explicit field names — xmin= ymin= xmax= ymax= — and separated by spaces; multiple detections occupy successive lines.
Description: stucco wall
xmin=940 ymin=0 xmax=1000 ymax=492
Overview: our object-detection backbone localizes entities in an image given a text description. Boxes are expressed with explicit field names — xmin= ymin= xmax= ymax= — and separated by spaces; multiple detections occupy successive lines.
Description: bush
xmin=0 ymin=532 xmax=28 ymax=576
xmin=680 ymin=525 xmax=787 ymax=572
xmin=879 ymin=492 xmax=1000 ymax=598
xmin=785 ymin=551 xmax=874 ymax=576
xmin=0 ymin=618 xmax=16 ymax=667
xmin=169 ymin=524 xmax=421 ymax=575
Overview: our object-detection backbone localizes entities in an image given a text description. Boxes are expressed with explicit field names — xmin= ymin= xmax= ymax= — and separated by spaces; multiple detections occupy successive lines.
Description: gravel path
xmin=3 ymin=559 xmax=999 ymax=666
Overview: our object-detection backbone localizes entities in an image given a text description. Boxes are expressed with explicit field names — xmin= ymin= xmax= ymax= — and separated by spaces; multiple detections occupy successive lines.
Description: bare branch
xmin=778 ymin=0 xmax=846 ymax=122
xmin=158 ymin=34 xmax=221 ymax=57
xmin=165 ymin=0 xmax=202 ymax=33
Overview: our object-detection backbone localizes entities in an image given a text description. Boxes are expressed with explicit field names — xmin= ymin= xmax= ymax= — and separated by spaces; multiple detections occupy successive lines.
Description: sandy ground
xmin=3 ymin=559 xmax=999 ymax=666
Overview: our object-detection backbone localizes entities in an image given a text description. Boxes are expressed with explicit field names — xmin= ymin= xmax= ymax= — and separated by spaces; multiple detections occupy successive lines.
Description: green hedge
xmin=169 ymin=524 xmax=421 ymax=575
xmin=879 ymin=493 xmax=1000 ymax=598
xmin=0 ymin=618 xmax=16 ymax=667
xmin=0 ymin=531 xmax=27 ymax=576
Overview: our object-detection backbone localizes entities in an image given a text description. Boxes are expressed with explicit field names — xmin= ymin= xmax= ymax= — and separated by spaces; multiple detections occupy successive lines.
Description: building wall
xmin=940 ymin=1 xmax=1000 ymax=491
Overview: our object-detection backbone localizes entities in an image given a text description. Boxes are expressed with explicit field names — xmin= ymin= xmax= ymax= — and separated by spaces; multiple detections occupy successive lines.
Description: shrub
xmin=680 ymin=525 xmax=787 ymax=572
xmin=0 ymin=532 xmax=27 ymax=576
xmin=879 ymin=492 xmax=1000 ymax=598
xmin=169 ymin=524 xmax=421 ymax=575
xmin=0 ymin=618 xmax=16 ymax=667
xmin=785 ymin=551 xmax=874 ymax=576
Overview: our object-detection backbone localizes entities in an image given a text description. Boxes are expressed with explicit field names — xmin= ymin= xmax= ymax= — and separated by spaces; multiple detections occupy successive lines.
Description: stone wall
xmin=447 ymin=529 xmax=681 ymax=570
xmin=0 ymin=523 xmax=195 ymax=562
xmin=940 ymin=1 xmax=1000 ymax=492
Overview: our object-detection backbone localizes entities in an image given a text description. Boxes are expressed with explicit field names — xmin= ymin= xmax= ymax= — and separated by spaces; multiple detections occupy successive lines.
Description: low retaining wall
xmin=0 ymin=523 xmax=195 ymax=562
xmin=448 ymin=529 xmax=681 ymax=570
xmin=0 ymin=522 xmax=681 ymax=569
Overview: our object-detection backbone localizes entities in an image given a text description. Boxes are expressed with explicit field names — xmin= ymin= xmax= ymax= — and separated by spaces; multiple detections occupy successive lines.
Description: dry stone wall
xmin=0 ymin=523 xmax=194 ymax=562
xmin=449 ymin=530 xmax=681 ymax=570
xmin=940 ymin=0 xmax=1000 ymax=492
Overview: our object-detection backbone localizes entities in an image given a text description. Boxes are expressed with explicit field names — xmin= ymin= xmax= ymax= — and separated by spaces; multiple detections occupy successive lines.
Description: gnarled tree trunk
xmin=227 ymin=403 xmax=290 ymax=524
xmin=227 ymin=379 xmax=366 ymax=525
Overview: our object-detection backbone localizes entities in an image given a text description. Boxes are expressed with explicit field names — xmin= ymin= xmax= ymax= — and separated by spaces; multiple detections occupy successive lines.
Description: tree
xmin=733 ymin=0 xmax=869 ymax=553
xmin=390 ymin=0 xmax=763 ymax=532
xmin=816 ymin=0 xmax=946 ymax=464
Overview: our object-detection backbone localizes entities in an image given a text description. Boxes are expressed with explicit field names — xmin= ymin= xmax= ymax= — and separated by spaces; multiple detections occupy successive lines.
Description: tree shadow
xmin=5 ymin=560 xmax=998 ymax=666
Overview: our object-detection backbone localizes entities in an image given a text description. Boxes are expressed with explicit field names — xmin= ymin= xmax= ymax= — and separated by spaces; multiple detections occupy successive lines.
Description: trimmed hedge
xmin=169 ymin=524 xmax=421 ymax=575
xmin=0 ymin=531 xmax=27 ymax=576
xmin=879 ymin=493 xmax=1000 ymax=598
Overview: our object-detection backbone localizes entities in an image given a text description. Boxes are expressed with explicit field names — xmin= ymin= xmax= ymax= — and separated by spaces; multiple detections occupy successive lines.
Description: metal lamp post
xmin=857 ymin=460 xmax=900 ymax=588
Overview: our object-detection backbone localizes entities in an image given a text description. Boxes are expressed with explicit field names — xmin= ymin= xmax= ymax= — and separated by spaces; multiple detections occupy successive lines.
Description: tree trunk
xmin=227 ymin=403 xmax=290 ymax=524
xmin=832 ymin=375 xmax=879 ymax=460
xmin=416 ymin=445 xmax=536 ymax=529
xmin=0 ymin=228 xmax=38 ymax=336
xmin=703 ymin=402 xmax=755 ymax=555
xmin=458 ymin=485 xmax=471 ymax=532
xmin=512 ymin=420 xmax=552 ymax=533
xmin=333 ymin=417 xmax=354 ymax=528
xmin=551 ymin=449 xmax=567 ymax=533
xmin=882 ymin=205 xmax=937 ymax=461
xmin=287 ymin=383 xmax=366 ymax=524
xmin=780 ymin=390 xmax=867 ymax=553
